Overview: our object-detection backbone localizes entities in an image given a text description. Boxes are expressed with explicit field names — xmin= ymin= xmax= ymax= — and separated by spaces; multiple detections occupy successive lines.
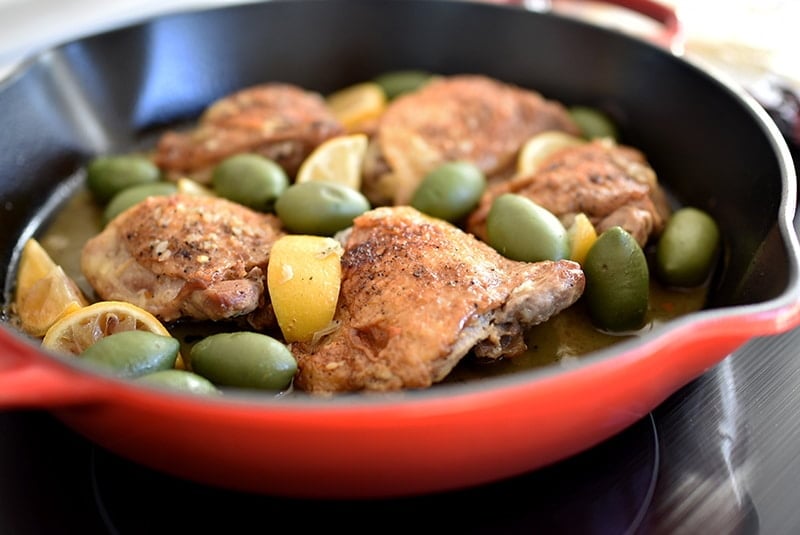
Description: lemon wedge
xmin=295 ymin=133 xmax=368 ymax=191
xmin=567 ymin=213 xmax=598 ymax=265
xmin=16 ymin=238 xmax=58 ymax=299
xmin=15 ymin=238 xmax=88 ymax=337
xmin=326 ymin=82 xmax=387 ymax=132
xmin=267 ymin=235 xmax=343 ymax=343
xmin=176 ymin=177 xmax=216 ymax=197
xmin=517 ymin=131 xmax=585 ymax=177
xmin=17 ymin=266 xmax=88 ymax=337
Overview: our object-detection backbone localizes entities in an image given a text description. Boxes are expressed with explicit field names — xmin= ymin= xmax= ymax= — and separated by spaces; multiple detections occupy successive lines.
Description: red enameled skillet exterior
xmin=0 ymin=0 xmax=798 ymax=498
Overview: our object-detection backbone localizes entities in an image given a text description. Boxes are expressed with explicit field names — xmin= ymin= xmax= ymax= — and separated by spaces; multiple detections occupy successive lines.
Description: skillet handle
xmin=487 ymin=0 xmax=685 ymax=53
xmin=0 ymin=334 xmax=105 ymax=409
xmin=591 ymin=0 xmax=683 ymax=51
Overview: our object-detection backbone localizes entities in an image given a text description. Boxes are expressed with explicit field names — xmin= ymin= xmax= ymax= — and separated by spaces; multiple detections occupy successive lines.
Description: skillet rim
xmin=0 ymin=0 xmax=798 ymax=410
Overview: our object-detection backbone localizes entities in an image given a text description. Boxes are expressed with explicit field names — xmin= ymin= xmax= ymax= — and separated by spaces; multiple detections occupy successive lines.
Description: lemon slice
xmin=517 ymin=131 xmax=585 ymax=177
xmin=326 ymin=82 xmax=387 ymax=132
xmin=42 ymin=300 xmax=172 ymax=356
xmin=295 ymin=133 xmax=368 ymax=191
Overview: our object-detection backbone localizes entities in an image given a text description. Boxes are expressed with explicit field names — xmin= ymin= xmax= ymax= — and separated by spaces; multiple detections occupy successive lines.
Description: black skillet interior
xmin=0 ymin=0 xmax=793 ymax=313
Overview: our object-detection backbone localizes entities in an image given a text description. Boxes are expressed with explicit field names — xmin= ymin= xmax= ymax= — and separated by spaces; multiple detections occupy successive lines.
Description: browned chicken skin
xmin=467 ymin=138 xmax=671 ymax=246
xmin=361 ymin=74 xmax=581 ymax=206
xmin=81 ymin=194 xmax=284 ymax=325
xmin=291 ymin=206 xmax=585 ymax=394
xmin=153 ymin=83 xmax=344 ymax=183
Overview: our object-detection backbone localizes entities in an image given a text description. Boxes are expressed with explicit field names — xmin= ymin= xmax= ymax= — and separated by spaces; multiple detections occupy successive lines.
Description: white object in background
xmin=670 ymin=0 xmax=799 ymax=89
xmin=0 ymin=0 xmax=254 ymax=77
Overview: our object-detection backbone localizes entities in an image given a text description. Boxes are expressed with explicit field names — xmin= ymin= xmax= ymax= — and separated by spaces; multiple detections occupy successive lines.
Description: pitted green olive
xmin=656 ymin=207 xmax=720 ymax=287
xmin=189 ymin=332 xmax=297 ymax=391
xmin=79 ymin=330 xmax=180 ymax=378
xmin=372 ymin=70 xmax=434 ymax=99
xmin=275 ymin=181 xmax=370 ymax=236
xmin=136 ymin=369 xmax=221 ymax=395
xmin=87 ymin=155 xmax=161 ymax=203
xmin=212 ymin=153 xmax=289 ymax=212
xmin=486 ymin=193 xmax=569 ymax=262
xmin=103 ymin=182 xmax=177 ymax=224
xmin=583 ymin=226 xmax=649 ymax=332
xmin=568 ymin=106 xmax=619 ymax=140
xmin=411 ymin=161 xmax=486 ymax=222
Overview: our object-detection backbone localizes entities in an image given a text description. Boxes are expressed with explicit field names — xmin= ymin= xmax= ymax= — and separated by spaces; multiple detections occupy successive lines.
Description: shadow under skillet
xmin=4 ymin=343 xmax=788 ymax=535
xmin=17 ymin=309 xmax=800 ymax=534
xmin=85 ymin=411 xmax=658 ymax=535
xmin=0 ymin=406 xmax=661 ymax=534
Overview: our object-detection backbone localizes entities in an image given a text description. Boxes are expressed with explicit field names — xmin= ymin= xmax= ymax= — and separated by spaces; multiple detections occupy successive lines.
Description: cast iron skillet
xmin=0 ymin=0 xmax=798 ymax=499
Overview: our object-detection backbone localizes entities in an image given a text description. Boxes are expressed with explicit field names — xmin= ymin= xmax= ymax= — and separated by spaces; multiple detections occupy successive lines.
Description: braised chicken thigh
xmin=467 ymin=138 xmax=671 ymax=246
xmin=81 ymin=194 xmax=284 ymax=325
xmin=153 ymin=83 xmax=344 ymax=183
xmin=361 ymin=74 xmax=581 ymax=206
xmin=291 ymin=206 xmax=585 ymax=394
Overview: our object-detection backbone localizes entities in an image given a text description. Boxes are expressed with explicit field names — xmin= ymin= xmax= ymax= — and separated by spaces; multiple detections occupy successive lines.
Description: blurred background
xmin=548 ymin=0 xmax=797 ymax=88
xmin=0 ymin=0 xmax=794 ymax=78
xmin=3 ymin=0 xmax=793 ymax=153
xmin=670 ymin=0 xmax=796 ymax=89
xmin=0 ymin=0 xmax=796 ymax=88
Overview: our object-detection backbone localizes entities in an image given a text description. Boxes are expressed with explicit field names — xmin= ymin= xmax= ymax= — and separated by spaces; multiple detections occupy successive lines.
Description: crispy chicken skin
xmin=81 ymin=194 xmax=284 ymax=325
xmin=291 ymin=206 xmax=585 ymax=394
xmin=153 ymin=83 xmax=345 ymax=183
xmin=361 ymin=74 xmax=581 ymax=206
xmin=467 ymin=138 xmax=671 ymax=246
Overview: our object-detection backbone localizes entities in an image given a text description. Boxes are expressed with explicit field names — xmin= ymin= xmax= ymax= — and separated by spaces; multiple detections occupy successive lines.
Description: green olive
xmin=275 ymin=181 xmax=370 ymax=236
xmin=86 ymin=154 xmax=161 ymax=203
xmin=212 ymin=153 xmax=289 ymax=212
xmin=583 ymin=226 xmax=649 ymax=332
xmin=136 ymin=369 xmax=221 ymax=395
xmin=189 ymin=332 xmax=297 ymax=391
xmin=568 ymin=106 xmax=619 ymax=141
xmin=79 ymin=331 xmax=180 ymax=378
xmin=411 ymin=161 xmax=487 ymax=222
xmin=656 ymin=207 xmax=720 ymax=287
xmin=486 ymin=193 xmax=569 ymax=262
xmin=103 ymin=182 xmax=177 ymax=225
xmin=372 ymin=70 xmax=434 ymax=99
